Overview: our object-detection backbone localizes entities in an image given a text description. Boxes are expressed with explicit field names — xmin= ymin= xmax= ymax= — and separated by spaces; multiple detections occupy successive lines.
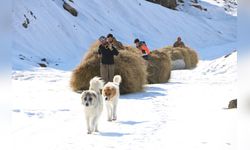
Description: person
xmin=134 ymin=38 xmax=150 ymax=60
xmin=173 ymin=37 xmax=185 ymax=48
xmin=106 ymin=33 xmax=124 ymax=50
xmin=98 ymin=36 xmax=119 ymax=83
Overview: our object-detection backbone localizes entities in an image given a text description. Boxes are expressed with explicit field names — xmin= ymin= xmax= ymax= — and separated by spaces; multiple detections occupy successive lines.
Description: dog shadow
xmin=99 ymin=132 xmax=130 ymax=137
xmin=122 ymin=86 xmax=167 ymax=100
xmin=118 ymin=120 xmax=148 ymax=125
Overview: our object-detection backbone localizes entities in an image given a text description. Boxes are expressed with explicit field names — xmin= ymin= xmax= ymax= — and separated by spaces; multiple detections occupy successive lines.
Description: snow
xmin=201 ymin=0 xmax=237 ymax=16
xmin=12 ymin=52 xmax=237 ymax=150
xmin=10 ymin=0 xmax=240 ymax=149
xmin=12 ymin=0 xmax=237 ymax=70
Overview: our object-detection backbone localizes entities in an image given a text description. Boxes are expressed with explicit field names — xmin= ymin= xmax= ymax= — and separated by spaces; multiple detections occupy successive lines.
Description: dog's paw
xmin=112 ymin=118 xmax=117 ymax=121
xmin=87 ymin=131 xmax=92 ymax=134
xmin=94 ymin=129 xmax=99 ymax=132
xmin=108 ymin=119 xmax=112 ymax=122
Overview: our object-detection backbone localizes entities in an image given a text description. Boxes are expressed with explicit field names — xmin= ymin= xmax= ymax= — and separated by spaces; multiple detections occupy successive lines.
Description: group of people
xmin=97 ymin=33 xmax=186 ymax=83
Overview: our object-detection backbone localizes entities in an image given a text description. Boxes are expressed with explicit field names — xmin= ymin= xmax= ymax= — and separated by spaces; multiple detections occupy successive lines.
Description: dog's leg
xmin=94 ymin=117 xmax=99 ymax=132
xmin=112 ymin=103 xmax=117 ymax=121
xmin=86 ymin=116 xmax=92 ymax=134
xmin=91 ymin=117 xmax=99 ymax=133
xmin=106 ymin=104 xmax=112 ymax=121
xmin=89 ymin=117 xmax=96 ymax=133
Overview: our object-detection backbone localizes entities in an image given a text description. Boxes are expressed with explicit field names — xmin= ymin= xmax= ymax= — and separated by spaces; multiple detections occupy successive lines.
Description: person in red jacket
xmin=134 ymin=38 xmax=150 ymax=60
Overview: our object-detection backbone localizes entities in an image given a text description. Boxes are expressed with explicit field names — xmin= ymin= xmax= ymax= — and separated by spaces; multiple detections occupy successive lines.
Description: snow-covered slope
xmin=170 ymin=50 xmax=237 ymax=83
xmin=13 ymin=0 xmax=237 ymax=70
xmin=12 ymin=51 xmax=237 ymax=150
xmin=201 ymin=0 xmax=237 ymax=16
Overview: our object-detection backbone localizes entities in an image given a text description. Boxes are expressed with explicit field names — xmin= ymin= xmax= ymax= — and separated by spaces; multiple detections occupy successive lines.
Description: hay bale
xmin=187 ymin=48 xmax=199 ymax=68
xmin=123 ymin=45 xmax=142 ymax=55
xmin=70 ymin=46 xmax=147 ymax=94
xmin=177 ymin=47 xmax=192 ymax=69
xmin=114 ymin=51 xmax=147 ymax=94
xmin=63 ymin=2 xmax=78 ymax=17
xmin=147 ymin=50 xmax=171 ymax=84
xmin=123 ymin=46 xmax=172 ymax=84
xmin=159 ymin=47 xmax=186 ymax=70
xmin=168 ymin=49 xmax=186 ymax=70
xmin=70 ymin=52 xmax=100 ymax=92
xmin=160 ymin=46 xmax=198 ymax=70
xmin=171 ymin=50 xmax=184 ymax=60
xmin=112 ymin=38 xmax=124 ymax=50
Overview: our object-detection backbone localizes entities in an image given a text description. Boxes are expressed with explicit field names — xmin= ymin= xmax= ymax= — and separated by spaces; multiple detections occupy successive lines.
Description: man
xmin=173 ymin=37 xmax=185 ymax=48
xmin=98 ymin=36 xmax=119 ymax=83
xmin=134 ymin=38 xmax=150 ymax=60
xmin=106 ymin=33 xmax=124 ymax=50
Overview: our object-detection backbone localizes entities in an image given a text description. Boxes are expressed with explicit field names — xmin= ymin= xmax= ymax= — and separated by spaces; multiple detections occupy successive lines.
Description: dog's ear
xmin=91 ymin=92 xmax=97 ymax=98
xmin=81 ymin=91 xmax=86 ymax=99
xmin=110 ymin=87 xmax=117 ymax=97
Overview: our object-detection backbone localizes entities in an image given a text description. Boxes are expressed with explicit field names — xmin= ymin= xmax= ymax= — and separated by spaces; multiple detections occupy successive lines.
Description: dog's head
xmin=81 ymin=90 xmax=98 ymax=107
xmin=102 ymin=85 xmax=117 ymax=101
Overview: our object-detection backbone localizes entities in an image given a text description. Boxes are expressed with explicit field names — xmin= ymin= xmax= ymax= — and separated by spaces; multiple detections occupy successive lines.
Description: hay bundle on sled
xmin=70 ymin=42 xmax=147 ymax=94
xmin=160 ymin=46 xmax=198 ymax=70
xmin=147 ymin=50 xmax=171 ymax=84
xmin=120 ymin=46 xmax=171 ymax=84
xmin=187 ymin=48 xmax=199 ymax=68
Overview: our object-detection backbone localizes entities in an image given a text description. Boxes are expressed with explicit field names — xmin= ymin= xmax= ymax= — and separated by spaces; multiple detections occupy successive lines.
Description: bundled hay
xmin=112 ymin=38 xmax=124 ymax=50
xmin=187 ymin=48 xmax=199 ymax=68
xmin=175 ymin=47 xmax=192 ymax=69
xmin=70 ymin=51 xmax=100 ymax=92
xmin=170 ymin=50 xmax=184 ymax=60
xmin=147 ymin=50 xmax=171 ymax=84
xmin=114 ymin=51 xmax=147 ymax=94
xmin=122 ymin=46 xmax=172 ymax=84
xmin=123 ymin=45 xmax=142 ymax=55
xmin=160 ymin=46 xmax=198 ymax=70
xmin=70 ymin=45 xmax=147 ymax=94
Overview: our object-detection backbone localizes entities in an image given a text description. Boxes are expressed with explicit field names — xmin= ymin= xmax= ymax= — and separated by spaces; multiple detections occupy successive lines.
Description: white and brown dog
xmin=81 ymin=77 xmax=104 ymax=134
xmin=102 ymin=75 xmax=122 ymax=121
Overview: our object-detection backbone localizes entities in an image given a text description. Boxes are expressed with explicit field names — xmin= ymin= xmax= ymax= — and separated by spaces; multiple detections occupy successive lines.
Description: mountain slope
xmin=12 ymin=0 xmax=236 ymax=70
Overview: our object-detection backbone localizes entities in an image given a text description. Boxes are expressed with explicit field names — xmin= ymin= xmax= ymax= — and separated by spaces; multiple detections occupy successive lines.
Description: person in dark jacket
xmin=98 ymin=36 xmax=119 ymax=83
xmin=107 ymin=33 xmax=124 ymax=50
xmin=173 ymin=37 xmax=186 ymax=48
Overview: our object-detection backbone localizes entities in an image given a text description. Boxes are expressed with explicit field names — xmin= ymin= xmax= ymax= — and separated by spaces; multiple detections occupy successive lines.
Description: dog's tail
xmin=113 ymin=75 xmax=122 ymax=85
xmin=89 ymin=76 xmax=104 ymax=92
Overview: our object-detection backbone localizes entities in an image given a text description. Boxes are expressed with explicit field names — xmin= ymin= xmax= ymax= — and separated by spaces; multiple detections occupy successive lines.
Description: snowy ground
xmin=12 ymin=52 xmax=237 ymax=150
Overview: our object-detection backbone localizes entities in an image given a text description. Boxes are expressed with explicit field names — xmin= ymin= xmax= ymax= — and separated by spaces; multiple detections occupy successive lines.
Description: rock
xmin=22 ymin=22 xmax=28 ymax=28
xmin=146 ymin=0 xmax=177 ymax=10
xmin=38 ymin=63 xmax=47 ymax=68
xmin=63 ymin=2 xmax=78 ymax=17
xmin=41 ymin=58 xmax=47 ymax=62
xmin=228 ymin=99 xmax=237 ymax=109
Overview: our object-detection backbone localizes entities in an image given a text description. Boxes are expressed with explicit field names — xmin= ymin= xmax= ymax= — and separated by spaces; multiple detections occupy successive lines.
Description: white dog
xmin=102 ymin=75 xmax=122 ymax=121
xmin=81 ymin=77 xmax=104 ymax=134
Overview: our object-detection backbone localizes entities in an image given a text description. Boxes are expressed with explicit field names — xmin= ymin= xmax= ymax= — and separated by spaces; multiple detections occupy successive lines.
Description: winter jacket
xmin=137 ymin=41 xmax=150 ymax=55
xmin=98 ymin=44 xmax=119 ymax=64
xmin=173 ymin=41 xmax=185 ymax=48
